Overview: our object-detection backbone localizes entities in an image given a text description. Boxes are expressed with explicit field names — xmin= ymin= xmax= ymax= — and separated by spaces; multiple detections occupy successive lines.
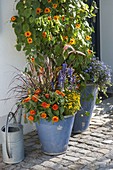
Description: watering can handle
xmin=6 ymin=112 xmax=17 ymax=158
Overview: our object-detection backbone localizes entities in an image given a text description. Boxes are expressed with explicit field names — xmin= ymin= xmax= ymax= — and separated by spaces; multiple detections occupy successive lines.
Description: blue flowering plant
xmin=83 ymin=57 xmax=112 ymax=95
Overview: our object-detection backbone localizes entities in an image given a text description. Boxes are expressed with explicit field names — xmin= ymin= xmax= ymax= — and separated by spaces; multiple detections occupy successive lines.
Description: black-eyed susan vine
xmin=11 ymin=0 xmax=97 ymax=68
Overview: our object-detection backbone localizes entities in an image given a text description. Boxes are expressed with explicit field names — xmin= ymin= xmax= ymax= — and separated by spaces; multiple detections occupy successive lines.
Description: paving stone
xmin=68 ymin=164 xmax=85 ymax=169
xmin=63 ymin=155 xmax=79 ymax=162
xmin=32 ymin=164 xmax=52 ymax=170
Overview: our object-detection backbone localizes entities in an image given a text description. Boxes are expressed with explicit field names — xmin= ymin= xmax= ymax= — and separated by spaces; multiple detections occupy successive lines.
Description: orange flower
xmin=23 ymin=97 xmax=31 ymax=103
xmin=45 ymin=94 xmax=50 ymax=98
xmin=36 ymin=8 xmax=41 ymax=14
xmin=44 ymin=8 xmax=51 ymax=14
xmin=60 ymin=92 xmax=65 ymax=97
xmin=32 ymin=94 xmax=38 ymax=102
xmin=34 ymin=89 xmax=41 ymax=95
xmin=24 ymin=31 xmax=31 ymax=37
xmin=47 ymin=0 xmax=51 ymax=2
xmin=30 ymin=57 xmax=35 ymax=62
xmin=30 ymin=110 xmax=36 ymax=115
xmin=87 ymin=49 xmax=92 ymax=55
xmin=40 ymin=113 xmax=47 ymax=119
xmin=48 ymin=16 xmax=52 ymax=20
xmin=53 ymin=4 xmax=58 ymax=9
xmin=27 ymin=38 xmax=33 ymax=44
xmin=52 ymin=116 xmax=59 ymax=122
xmin=62 ymin=16 xmax=65 ymax=21
xmin=42 ymin=32 xmax=47 ymax=38
xmin=52 ymin=104 xmax=59 ymax=111
xmin=86 ymin=35 xmax=91 ymax=41
xmin=53 ymin=15 xmax=59 ymax=20
xmin=75 ymin=23 xmax=81 ymax=29
xmin=69 ymin=38 xmax=76 ymax=45
xmin=41 ymin=102 xmax=50 ymax=108
xmin=11 ymin=16 xmax=16 ymax=22
xmin=28 ymin=115 xmax=34 ymax=121
xmin=55 ymin=90 xmax=61 ymax=95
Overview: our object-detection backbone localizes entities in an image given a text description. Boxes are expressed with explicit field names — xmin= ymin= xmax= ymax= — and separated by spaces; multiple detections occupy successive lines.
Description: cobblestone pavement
xmin=0 ymin=111 xmax=113 ymax=170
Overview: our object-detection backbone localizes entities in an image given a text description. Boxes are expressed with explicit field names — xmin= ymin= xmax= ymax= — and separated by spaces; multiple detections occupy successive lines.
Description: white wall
xmin=100 ymin=0 xmax=113 ymax=71
xmin=0 ymin=0 xmax=35 ymax=144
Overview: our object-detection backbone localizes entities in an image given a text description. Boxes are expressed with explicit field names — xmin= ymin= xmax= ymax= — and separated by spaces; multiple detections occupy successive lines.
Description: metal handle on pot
xmin=6 ymin=112 xmax=17 ymax=158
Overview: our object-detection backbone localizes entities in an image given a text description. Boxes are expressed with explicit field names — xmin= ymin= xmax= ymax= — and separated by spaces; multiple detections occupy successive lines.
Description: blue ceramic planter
xmin=72 ymin=84 xmax=98 ymax=134
xmin=35 ymin=115 xmax=75 ymax=155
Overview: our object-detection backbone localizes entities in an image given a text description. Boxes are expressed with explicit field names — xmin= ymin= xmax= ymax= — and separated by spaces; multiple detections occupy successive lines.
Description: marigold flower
xmin=86 ymin=35 xmax=91 ymax=41
xmin=53 ymin=15 xmax=59 ymax=20
xmin=53 ymin=4 xmax=58 ymax=9
xmin=47 ymin=0 xmax=51 ymax=3
xmin=52 ymin=104 xmax=59 ymax=111
xmin=24 ymin=31 xmax=32 ymax=37
xmin=28 ymin=115 xmax=34 ymax=121
xmin=52 ymin=116 xmax=59 ymax=122
xmin=27 ymin=38 xmax=33 ymax=44
xmin=75 ymin=23 xmax=81 ymax=29
xmin=23 ymin=97 xmax=31 ymax=103
xmin=40 ymin=112 xmax=47 ymax=119
xmin=62 ymin=16 xmax=65 ymax=21
xmin=45 ymin=94 xmax=50 ymax=98
xmin=87 ymin=49 xmax=92 ymax=55
xmin=32 ymin=94 xmax=38 ymax=102
xmin=11 ymin=16 xmax=16 ymax=22
xmin=30 ymin=57 xmax=35 ymax=62
xmin=30 ymin=110 xmax=36 ymax=115
xmin=48 ymin=16 xmax=52 ymax=20
xmin=41 ymin=102 xmax=50 ymax=108
xmin=36 ymin=8 xmax=41 ymax=14
xmin=42 ymin=32 xmax=47 ymax=38
xmin=69 ymin=38 xmax=76 ymax=45
xmin=44 ymin=8 xmax=51 ymax=14
xmin=34 ymin=89 xmax=41 ymax=95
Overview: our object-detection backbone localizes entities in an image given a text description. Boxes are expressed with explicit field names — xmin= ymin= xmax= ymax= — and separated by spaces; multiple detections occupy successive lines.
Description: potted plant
xmin=10 ymin=57 xmax=80 ymax=155
xmin=72 ymin=57 xmax=112 ymax=133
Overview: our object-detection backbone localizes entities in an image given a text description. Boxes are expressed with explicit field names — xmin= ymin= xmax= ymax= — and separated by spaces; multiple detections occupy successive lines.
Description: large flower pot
xmin=72 ymin=84 xmax=98 ymax=134
xmin=35 ymin=115 xmax=75 ymax=155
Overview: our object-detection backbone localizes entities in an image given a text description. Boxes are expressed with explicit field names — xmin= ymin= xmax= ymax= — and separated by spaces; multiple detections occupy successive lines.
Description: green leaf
xmin=85 ymin=111 xmax=90 ymax=116
xmin=15 ymin=44 xmax=21 ymax=51
xmin=23 ymin=24 xmax=29 ymax=32
xmin=24 ymin=9 xmax=32 ymax=18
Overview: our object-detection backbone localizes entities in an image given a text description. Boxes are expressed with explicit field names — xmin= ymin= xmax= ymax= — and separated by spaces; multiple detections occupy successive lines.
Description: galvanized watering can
xmin=1 ymin=107 xmax=24 ymax=164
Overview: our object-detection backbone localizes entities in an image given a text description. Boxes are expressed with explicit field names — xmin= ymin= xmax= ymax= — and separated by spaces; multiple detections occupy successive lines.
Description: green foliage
xmin=11 ymin=0 xmax=97 ymax=66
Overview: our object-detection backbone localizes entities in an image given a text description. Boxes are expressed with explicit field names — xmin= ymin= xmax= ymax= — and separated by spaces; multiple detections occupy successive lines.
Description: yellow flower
xmin=86 ymin=35 xmax=91 ymax=41
xmin=87 ymin=49 xmax=92 ymax=55
xmin=53 ymin=15 xmax=59 ymax=20
xmin=53 ymin=4 xmax=58 ymax=9
xmin=69 ymin=38 xmax=76 ymax=45
xmin=75 ymin=23 xmax=81 ymax=29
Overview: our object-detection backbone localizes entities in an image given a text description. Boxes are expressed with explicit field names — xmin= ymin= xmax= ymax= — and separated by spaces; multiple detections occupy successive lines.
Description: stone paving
xmin=0 ymin=110 xmax=113 ymax=170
